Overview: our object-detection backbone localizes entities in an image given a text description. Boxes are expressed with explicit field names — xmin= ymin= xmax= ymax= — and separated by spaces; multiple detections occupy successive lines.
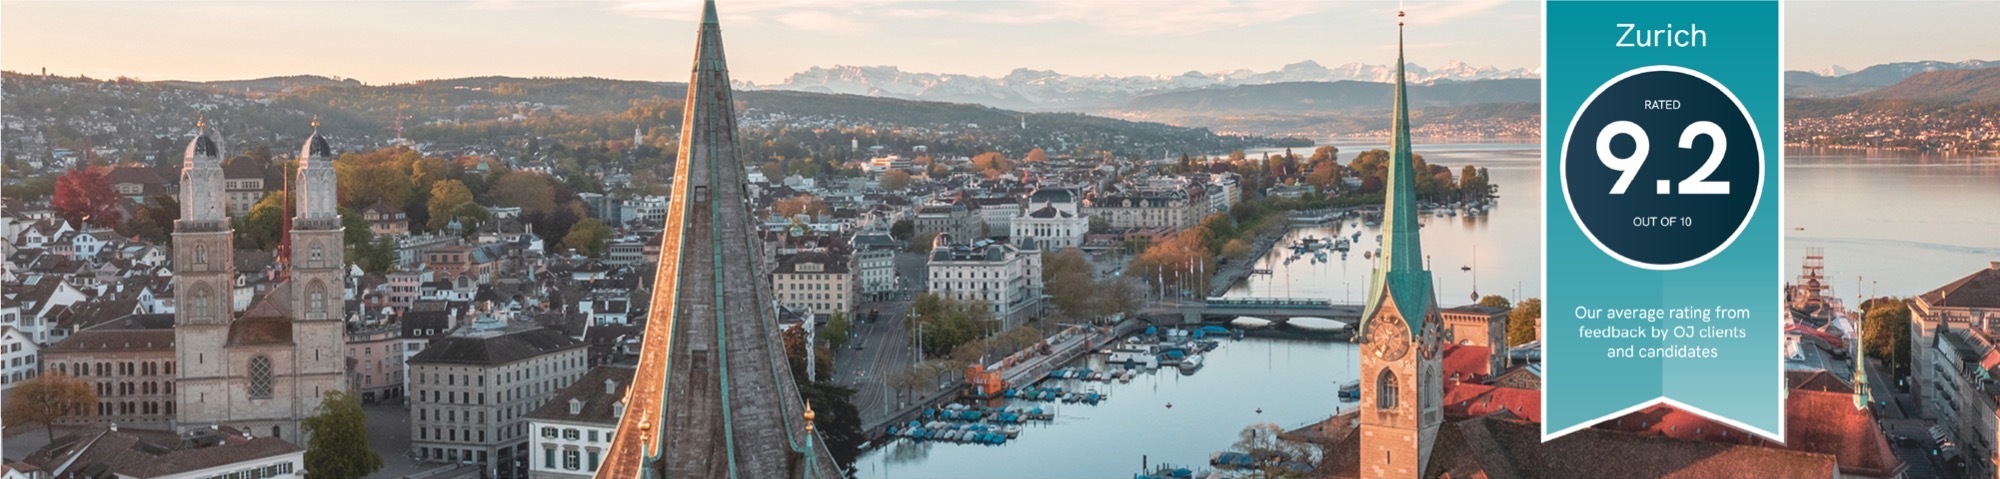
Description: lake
xmin=849 ymin=142 xmax=2000 ymax=478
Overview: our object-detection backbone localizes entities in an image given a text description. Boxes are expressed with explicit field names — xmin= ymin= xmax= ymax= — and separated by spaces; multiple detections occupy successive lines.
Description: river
xmin=849 ymin=142 xmax=1999 ymax=478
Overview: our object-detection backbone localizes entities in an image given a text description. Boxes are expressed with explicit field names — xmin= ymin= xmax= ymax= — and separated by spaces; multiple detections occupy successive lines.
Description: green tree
xmin=339 ymin=207 xmax=373 ymax=250
xmin=3 ymin=372 xmax=96 ymax=443
xmin=355 ymin=236 xmax=397 ymax=274
xmin=488 ymin=171 xmax=558 ymax=216
xmin=1506 ymin=298 xmax=1542 ymax=347
xmin=448 ymin=202 xmax=490 ymax=237
xmin=563 ymin=217 xmax=614 ymax=257
xmin=302 ymin=390 xmax=382 ymax=479
xmin=1477 ymin=295 xmax=1512 ymax=311
xmin=823 ymin=312 xmax=852 ymax=350
xmin=889 ymin=219 xmax=915 ymax=240
xmin=239 ymin=192 xmax=288 ymax=250
xmin=426 ymin=180 xmax=475 ymax=231
xmin=1861 ymin=297 xmax=1912 ymax=370
xmin=909 ymin=231 xmax=940 ymax=254
xmin=117 ymin=195 xmax=180 ymax=244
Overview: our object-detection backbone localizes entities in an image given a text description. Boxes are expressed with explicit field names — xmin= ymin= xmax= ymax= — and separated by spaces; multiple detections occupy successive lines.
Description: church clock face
xmin=1419 ymin=320 xmax=1442 ymax=360
xmin=1368 ymin=315 xmax=1411 ymax=361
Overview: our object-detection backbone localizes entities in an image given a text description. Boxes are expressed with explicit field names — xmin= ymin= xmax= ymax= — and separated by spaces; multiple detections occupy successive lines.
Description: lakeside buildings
xmin=926 ymin=234 xmax=1044 ymax=329
xmin=1908 ymin=261 xmax=2000 ymax=477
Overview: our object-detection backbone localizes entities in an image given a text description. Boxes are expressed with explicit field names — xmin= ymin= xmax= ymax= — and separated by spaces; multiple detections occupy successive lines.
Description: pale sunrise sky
xmin=0 ymin=1 xmax=1991 ymax=85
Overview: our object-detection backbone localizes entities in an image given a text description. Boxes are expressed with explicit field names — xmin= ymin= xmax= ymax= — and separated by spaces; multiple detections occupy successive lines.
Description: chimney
xmin=1990 ymin=260 xmax=1999 ymax=271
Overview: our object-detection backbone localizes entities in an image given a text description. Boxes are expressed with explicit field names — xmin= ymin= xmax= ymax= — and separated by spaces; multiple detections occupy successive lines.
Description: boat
xmin=1338 ymin=380 xmax=1362 ymax=401
xmin=1179 ymin=354 xmax=1205 ymax=373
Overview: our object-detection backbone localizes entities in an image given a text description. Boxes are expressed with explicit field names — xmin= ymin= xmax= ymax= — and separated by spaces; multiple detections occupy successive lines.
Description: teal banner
xmin=1544 ymin=0 xmax=1782 ymax=440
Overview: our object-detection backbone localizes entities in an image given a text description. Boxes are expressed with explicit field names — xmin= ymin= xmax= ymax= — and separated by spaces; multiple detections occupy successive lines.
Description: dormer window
xmin=569 ymin=398 xmax=584 ymax=415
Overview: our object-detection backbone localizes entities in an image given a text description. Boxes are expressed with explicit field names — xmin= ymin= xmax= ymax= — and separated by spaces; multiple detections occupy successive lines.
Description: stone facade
xmin=926 ymin=235 xmax=1044 ymax=329
xmin=408 ymin=322 xmax=588 ymax=479
xmin=772 ymin=252 xmax=855 ymax=318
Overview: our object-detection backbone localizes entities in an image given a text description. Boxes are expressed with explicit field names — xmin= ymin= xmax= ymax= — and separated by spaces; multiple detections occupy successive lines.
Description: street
xmin=835 ymin=252 xmax=928 ymax=425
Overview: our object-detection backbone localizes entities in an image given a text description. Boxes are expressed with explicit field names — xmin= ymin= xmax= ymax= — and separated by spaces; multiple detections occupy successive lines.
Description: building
xmin=40 ymin=314 xmax=177 ymax=428
xmin=173 ymin=123 xmax=347 ymax=446
xmin=20 ymin=426 xmax=303 ymax=479
xmin=1011 ymin=188 xmax=1087 ymax=251
xmin=926 ymin=234 xmax=1044 ymax=329
xmin=526 ymin=366 xmax=635 ymax=479
xmin=1 ymin=326 xmax=40 ymax=394
xmin=915 ymin=200 xmax=982 ymax=241
xmin=855 ymin=249 xmax=897 ymax=301
xmin=1083 ymin=188 xmax=1204 ymax=231
xmin=407 ymin=315 xmax=588 ymax=479
xmin=1908 ymin=261 xmax=2000 ymax=476
xmin=596 ymin=4 xmax=841 ymax=477
xmin=772 ymin=252 xmax=855 ymax=318
xmin=221 ymin=156 xmax=270 ymax=218
xmin=346 ymin=323 xmax=405 ymax=404
xmin=364 ymin=200 xmax=409 ymax=237
xmin=1439 ymin=305 xmax=1509 ymax=376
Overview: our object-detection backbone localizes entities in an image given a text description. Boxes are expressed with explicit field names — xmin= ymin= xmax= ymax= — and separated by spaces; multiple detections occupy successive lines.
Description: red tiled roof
xmin=1442 ymin=383 xmax=1541 ymax=423
xmin=1442 ymin=343 xmax=1491 ymax=382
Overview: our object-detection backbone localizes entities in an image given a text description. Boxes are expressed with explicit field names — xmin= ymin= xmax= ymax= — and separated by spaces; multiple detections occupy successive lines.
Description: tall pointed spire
xmin=1360 ymin=3 xmax=1436 ymax=336
xmin=1854 ymin=313 xmax=1871 ymax=409
xmin=598 ymin=1 xmax=839 ymax=477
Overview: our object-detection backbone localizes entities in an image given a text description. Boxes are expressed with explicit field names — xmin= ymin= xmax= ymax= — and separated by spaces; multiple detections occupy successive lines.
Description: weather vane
xmin=1399 ymin=0 xmax=1407 ymax=26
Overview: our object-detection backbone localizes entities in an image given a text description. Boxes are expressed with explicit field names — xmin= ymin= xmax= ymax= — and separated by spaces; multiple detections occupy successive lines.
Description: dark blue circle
xmin=1563 ymin=69 xmax=1760 ymax=268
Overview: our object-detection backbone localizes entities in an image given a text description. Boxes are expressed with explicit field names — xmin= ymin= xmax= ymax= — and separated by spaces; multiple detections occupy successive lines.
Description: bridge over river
xmin=1139 ymin=296 xmax=1364 ymax=327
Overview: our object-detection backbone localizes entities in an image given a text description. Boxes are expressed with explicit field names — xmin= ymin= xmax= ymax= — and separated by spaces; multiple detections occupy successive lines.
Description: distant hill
xmin=1785 ymin=60 xmax=1998 ymax=98
xmin=1858 ymin=68 xmax=2000 ymax=105
xmin=1112 ymin=79 xmax=1540 ymax=116
xmin=159 ymin=75 xmax=362 ymax=94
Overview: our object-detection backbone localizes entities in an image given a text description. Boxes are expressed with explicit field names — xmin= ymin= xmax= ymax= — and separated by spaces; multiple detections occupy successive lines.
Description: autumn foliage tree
xmin=53 ymin=166 xmax=123 ymax=228
xmin=1507 ymin=298 xmax=1542 ymax=347
xmin=773 ymin=194 xmax=830 ymax=219
xmin=4 ymin=372 xmax=96 ymax=443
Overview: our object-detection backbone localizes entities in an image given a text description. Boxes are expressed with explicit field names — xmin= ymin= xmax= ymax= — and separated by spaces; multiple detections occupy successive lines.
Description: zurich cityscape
xmin=1 ymin=1 xmax=1997 ymax=479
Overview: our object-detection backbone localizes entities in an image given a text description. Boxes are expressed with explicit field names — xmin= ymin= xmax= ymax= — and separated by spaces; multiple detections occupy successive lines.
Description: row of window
xmin=97 ymin=380 xmax=171 ymax=396
xmin=197 ymin=461 xmax=294 ymax=479
xmin=51 ymin=360 xmax=173 ymax=377
xmin=538 ymin=427 xmax=611 ymax=442
xmin=544 ymin=449 xmax=601 ymax=473
xmin=99 ymin=400 xmax=172 ymax=416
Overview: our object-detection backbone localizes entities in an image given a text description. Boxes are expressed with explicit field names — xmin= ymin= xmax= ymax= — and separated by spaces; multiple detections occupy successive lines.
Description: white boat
xmin=1109 ymin=349 xmax=1159 ymax=369
xmin=1178 ymin=354 xmax=1205 ymax=373
xmin=1230 ymin=316 xmax=1273 ymax=329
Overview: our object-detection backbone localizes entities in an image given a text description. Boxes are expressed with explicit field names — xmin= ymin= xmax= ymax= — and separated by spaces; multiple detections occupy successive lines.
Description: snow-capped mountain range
xmin=750 ymin=60 xmax=1540 ymax=111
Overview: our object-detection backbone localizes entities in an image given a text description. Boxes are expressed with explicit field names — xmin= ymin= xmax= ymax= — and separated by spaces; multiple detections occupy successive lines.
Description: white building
xmin=1011 ymin=188 xmax=1087 ymax=251
xmin=19 ymin=426 xmax=304 ymax=479
xmin=926 ymin=234 xmax=1044 ymax=329
xmin=407 ymin=317 xmax=589 ymax=479
xmin=526 ymin=366 xmax=634 ymax=479
xmin=856 ymin=249 xmax=897 ymax=301
xmin=0 ymin=326 xmax=39 ymax=394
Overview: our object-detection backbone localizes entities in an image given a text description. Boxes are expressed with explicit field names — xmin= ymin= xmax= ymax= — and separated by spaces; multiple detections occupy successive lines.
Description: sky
xmin=0 ymin=1 xmax=1990 ymax=86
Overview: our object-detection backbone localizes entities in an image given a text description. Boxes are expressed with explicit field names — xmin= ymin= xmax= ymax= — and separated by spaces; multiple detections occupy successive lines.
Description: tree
xmin=426 ymin=180 xmax=475 ymax=231
xmin=1221 ymin=239 xmax=1253 ymax=259
xmin=1221 ymin=423 xmax=1315 ymax=479
xmin=448 ymin=202 xmax=490 ymax=237
xmin=1024 ymin=148 xmax=1050 ymax=163
xmin=239 ymin=192 xmax=288 ymax=251
xmin=1477 ymin=295 xmax=1512 ymax=311
xmin=302 ymin=390 xmax=382 ymax=479
xmin=1861 ymin=297 xmax=1912 ymax=370
xmin=909 ymin=231 xmax=940 ymax=254
xmin=823 ymin=312 xmax=853 ymax=350
xmin=53 ymin=166 xmax=122 ymax=228
xmin=3 ymin=372 xmax=96 ymax=443
xmin=880 ymin=169 xmax=912 ymax=191
xmin=889 ymin=219 xmax=915 ymax=240
xmin=1506 ymin=298 xmax=1542 ymax=347
xmin=333 ymin=148 xmax=421 ymax=211
xmin=488 ymin=171 xmax=558 ymax=216
xmin=970 ymin=152 xmax=1013 ymax=177
xmin=339 ymin=207 xmax=373 ymax=250
xmin=563 ymin=217 xmax=614 ymax=257
xmin=1088 ymin=216 xmax=1111 ymax=234
xmin=356 ymin=236 xmax=396 ymax=274
xmin=117 ymin=195 xmax=179 ymax=244
xmin=773 ymin=195 xmax=830 ymax=219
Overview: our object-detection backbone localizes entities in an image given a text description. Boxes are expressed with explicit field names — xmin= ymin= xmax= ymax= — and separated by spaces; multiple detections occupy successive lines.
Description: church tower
xmin=288 ymin=120 xmax=349 ymax=425
xmin=596 ymin=1 xmax=841 ymax=477
xmin=174 ymin=118 xmax=237 ymax=433
xmin=1356 ymin=8 xmax=1445 ymax=479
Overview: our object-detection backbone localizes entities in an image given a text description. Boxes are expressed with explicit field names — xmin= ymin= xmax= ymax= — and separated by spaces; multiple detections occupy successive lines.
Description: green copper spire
xmin=1854 ymin=313 xmax=1871 ymax=409
xmin=1360 ymin=7 xmax=1436 ymax=336
xmin=702 ymin=0 xmax=719 ymax=25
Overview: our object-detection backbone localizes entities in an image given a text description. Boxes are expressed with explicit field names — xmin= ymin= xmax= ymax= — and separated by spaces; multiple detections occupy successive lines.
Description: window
xmin=564 ymin=428 xmax=580 ymax=440
xmin=308 ymin=284 xmax=327 ymax=319
xmin=191 ymin=286 xmax=212 ymax=320
xmin=588 ymin=450 xmax=600 ymax=471
xmin=248 ymin=356 xmax=273 ymax=398
xmin=1376 ymin=369 xmax=1399 ymax=410
xmin=546 ymin=449 xmax=557 ymax=469
xmin=564 ymin=450 xmax=581 ymax=471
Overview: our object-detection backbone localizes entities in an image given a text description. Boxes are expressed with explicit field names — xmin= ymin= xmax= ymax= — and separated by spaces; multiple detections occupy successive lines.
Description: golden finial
xmin=311 ymin=115 xmax=321 ymax=131
xmin=196 ymin=114 xmax=207 ymax=130
xmin=1398 ymin=0 xmax=1406 ymax=26
xmin=803 ymin=401 xmax=817 ymax=432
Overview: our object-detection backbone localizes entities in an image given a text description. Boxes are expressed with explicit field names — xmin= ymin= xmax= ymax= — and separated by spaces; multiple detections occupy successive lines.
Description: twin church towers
xmin=171 ymin=118 xmax=347 ymax=444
